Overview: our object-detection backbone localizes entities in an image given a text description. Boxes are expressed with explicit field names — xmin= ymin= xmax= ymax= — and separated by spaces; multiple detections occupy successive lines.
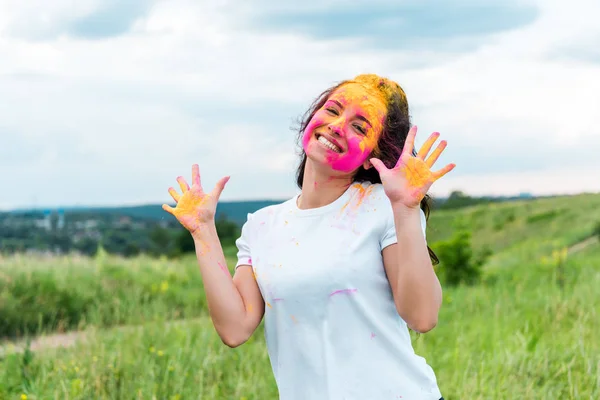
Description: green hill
xmin=426 ymin=192 xmax=600 ymax=281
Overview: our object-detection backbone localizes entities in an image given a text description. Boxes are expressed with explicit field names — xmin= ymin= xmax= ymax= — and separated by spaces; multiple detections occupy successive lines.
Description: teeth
xmin=318 ymin=136 xmax=341 ymax=153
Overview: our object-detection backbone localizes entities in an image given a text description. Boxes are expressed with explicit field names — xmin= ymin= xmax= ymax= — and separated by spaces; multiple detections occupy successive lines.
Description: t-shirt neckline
xmin=290 ymin=184 xmax=359 ymax=217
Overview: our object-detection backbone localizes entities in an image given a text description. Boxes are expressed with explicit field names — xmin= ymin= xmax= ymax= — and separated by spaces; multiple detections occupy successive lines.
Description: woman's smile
xmin=315 ymin=133 xmax=343 ymax=153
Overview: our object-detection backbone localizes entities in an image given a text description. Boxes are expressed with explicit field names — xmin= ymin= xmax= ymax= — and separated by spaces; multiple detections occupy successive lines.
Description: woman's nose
xmin=328 ymin=124 xmax=343 ymax=137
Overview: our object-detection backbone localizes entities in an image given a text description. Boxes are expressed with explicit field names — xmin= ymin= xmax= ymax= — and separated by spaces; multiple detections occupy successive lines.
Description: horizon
xmin=4 ymin=188 xmax=599 ymax=214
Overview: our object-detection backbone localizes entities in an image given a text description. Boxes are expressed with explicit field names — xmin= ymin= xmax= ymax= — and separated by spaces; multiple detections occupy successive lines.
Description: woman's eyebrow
xmin=327 ymin=99 xmax=344 ymax=109
xmin=328 ymin=99 xmax=372 ymax=127
xmin=355 ymin=114 xmax=372 ymax=127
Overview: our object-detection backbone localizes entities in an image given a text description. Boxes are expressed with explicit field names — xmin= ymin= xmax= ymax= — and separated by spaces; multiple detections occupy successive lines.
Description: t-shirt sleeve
xmin=235 ymin=213 xmax=254 ymax=269
xmin=380 ymin=206 xmax=428 ymax=250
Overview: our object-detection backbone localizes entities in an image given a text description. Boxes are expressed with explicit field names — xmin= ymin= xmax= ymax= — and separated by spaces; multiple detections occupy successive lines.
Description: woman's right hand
xmin=162 ymin=164 xmax=230 ymax=236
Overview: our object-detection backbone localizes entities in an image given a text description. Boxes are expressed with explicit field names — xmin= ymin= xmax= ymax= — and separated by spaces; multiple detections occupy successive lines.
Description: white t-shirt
xmin=235 ymin=181 xmax=442 ymax=400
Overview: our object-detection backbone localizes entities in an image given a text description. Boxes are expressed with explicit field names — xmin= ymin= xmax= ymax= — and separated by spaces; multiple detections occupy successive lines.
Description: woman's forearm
xmin=191 ymin=224 xmax=249 ymax=345
xmin=391 ymin=204 xmax=442 ymax=332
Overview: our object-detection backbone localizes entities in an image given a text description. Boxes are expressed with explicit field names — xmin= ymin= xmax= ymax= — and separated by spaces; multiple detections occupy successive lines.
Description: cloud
xmin=0 ymin=0 xmax=599 ymax=210
xmin=0 ymin=0 xmax=155 ymax=40
xmin=66 ymin=0 xmax=155 ymax=39
xmin=239 ymin=0 xmax=539 ymax=51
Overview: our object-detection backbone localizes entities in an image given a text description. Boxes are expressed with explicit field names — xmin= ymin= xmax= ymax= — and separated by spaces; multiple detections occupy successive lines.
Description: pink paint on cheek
xmin=302 ymin=117 xmax=324 ymax=153
xmin=329 ymin=136 xmax=371 ymax=172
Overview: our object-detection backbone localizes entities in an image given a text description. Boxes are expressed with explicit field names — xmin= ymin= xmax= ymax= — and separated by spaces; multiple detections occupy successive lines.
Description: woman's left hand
xmin=370 ymin=126 xmax=456 ymax=210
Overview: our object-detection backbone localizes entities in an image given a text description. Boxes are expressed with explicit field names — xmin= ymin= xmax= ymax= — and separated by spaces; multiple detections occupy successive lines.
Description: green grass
xmin=1 ymin=319 xmax=276 ymax=400
xmin=1 ymin=193 xmax=600 ymax=399
xmin=0 ymin=246 xmax=237 ymax=338
xmin=1 ymin=244 xmax=598 ymax=399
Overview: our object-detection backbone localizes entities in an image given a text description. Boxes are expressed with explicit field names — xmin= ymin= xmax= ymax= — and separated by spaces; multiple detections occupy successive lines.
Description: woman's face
xmin=302 ymin=83 xmax=387 ymax=173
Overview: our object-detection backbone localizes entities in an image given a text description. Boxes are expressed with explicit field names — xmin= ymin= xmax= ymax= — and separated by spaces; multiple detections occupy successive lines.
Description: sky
xmin=1 ymin=0 xmax=599 ymax=210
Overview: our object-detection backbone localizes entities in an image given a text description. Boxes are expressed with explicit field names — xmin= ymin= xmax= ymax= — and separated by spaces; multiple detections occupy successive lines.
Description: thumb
xmin=212 ymin=176 xmax=230 ymax=200
xmin=369 ymin=158 xmax=387 ymax=174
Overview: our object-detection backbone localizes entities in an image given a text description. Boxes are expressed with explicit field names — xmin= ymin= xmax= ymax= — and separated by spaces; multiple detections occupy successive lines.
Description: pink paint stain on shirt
xmin=247 ymin=257 xmax=252 ymax=265
xmin=370 ymin=332 xmax=377 ymax=339
xmin=329 ymin=288 xmax=358 ymax=297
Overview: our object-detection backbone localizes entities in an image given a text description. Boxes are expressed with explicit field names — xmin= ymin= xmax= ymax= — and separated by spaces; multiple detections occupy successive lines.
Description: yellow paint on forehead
xmin=331 ymin=80 xmax=388 ymax=153
xmin=350 ymin=74 xmax=407 ymax=105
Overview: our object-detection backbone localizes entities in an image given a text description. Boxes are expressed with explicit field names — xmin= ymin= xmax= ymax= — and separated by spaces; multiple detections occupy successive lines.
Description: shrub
xmin=526 ymin=209 xmax=564 ymax=224
xmin=434 ymin=230 xmax=490 ymax=286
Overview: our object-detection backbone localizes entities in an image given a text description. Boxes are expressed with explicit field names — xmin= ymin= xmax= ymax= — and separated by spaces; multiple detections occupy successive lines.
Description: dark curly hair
xmin=294 ymin=74 xmax=439 ymax=265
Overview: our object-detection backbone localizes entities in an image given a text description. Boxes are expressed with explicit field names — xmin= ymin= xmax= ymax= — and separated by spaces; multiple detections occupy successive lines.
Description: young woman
xmin=163 ymin=74 xmax=455 ymax=400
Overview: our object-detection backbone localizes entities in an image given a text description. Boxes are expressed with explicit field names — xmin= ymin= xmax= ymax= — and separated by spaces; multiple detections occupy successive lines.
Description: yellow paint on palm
xmin=401 ymin=158 xmax=432 ymax=193
xmin=166 ymin=192 xmax=213 ymax=236
xmin=174 ymin=192 xmax=207 ymax=220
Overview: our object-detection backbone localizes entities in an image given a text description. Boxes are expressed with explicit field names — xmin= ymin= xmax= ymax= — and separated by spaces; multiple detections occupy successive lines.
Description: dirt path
xmin=0 ymin=330 xmax=89 ymax=357
xmin=0 ymin=318 xmax=202 ymax=357
xmin=567 ymin=235 xmax=598 ymax=254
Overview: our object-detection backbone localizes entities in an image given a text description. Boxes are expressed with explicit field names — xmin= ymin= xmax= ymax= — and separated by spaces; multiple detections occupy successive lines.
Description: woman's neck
xmin=297 ymin=160 xmax=352 ymax=210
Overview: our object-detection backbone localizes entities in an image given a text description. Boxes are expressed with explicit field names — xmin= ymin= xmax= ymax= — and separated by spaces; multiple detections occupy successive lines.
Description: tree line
xmin=0 ymin=211 xmax=241 ymax=258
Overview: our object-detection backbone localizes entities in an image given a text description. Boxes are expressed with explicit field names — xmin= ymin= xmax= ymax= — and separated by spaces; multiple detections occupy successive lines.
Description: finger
xmin=416 ymin=132 xmax=440 ymax=160
xmin=168 ymin=187 xmax=180 ymax=202
xmin=177 ymin=176 xmax=190 ymax=193
xmin=369 ymin=158 xmax=387 ymax=174
xmin=192 ymin=164 xmax=201 ymax=187
xmin=162 ymin=204 xmax=175 ymax=215
xmin=211 ymin=176 xmax=231 ymax=200
xmin=400 ymin=126 xmax=418 ymax=160
xmin=425 ymin=140 xmax=447 ymax=168
xmin=432 ymin=163 xmax=456 ymax=181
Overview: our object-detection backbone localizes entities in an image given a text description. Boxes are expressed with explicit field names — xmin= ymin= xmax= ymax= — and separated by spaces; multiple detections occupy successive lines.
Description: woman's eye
xmin=354 ymin=124 xmax=366 ymax=134
xmin=325 ymin=108 xmax=339 ymax=115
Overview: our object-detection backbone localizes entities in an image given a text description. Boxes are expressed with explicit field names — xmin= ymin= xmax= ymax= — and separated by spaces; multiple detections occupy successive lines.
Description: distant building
xmin=517 ymin=192 xmax=533 ymax=199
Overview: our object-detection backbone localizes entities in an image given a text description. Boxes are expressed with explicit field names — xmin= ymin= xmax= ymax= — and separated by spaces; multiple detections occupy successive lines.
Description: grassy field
xmin=1 ymin=193 xmax=600 ymax=399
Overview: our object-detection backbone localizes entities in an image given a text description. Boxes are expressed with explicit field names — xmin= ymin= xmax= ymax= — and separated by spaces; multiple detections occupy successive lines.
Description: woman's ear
xmin=362 ymin=159 xmax=374 ymax=170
